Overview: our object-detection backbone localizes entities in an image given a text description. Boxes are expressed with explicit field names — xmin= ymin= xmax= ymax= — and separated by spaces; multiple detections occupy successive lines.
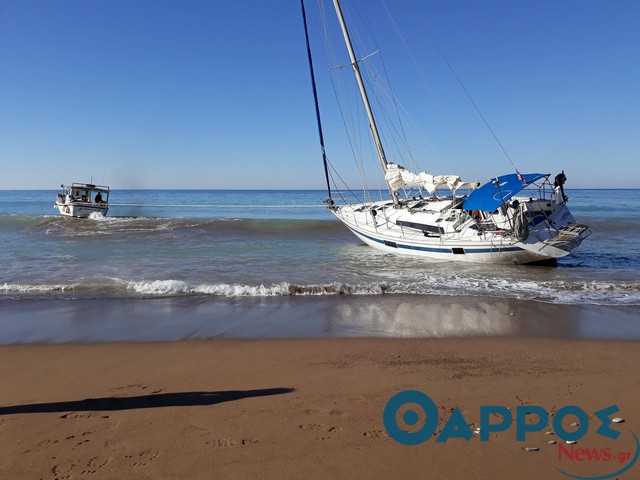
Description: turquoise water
xmin=0 ymin=189 xmax=639 ymax=305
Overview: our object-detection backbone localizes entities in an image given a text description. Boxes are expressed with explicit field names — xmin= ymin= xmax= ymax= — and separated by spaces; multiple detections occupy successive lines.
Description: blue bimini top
xmin=463 ymin=173 xmax=548 ymax=212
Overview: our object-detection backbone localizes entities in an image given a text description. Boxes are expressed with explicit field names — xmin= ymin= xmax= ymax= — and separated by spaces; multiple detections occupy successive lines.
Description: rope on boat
xmin=109 ymin=204 xmax=321 ymax=209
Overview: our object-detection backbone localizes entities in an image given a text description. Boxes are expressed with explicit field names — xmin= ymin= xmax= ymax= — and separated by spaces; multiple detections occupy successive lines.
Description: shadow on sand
xmin=0 ymin=388 xmax=295 ymax=415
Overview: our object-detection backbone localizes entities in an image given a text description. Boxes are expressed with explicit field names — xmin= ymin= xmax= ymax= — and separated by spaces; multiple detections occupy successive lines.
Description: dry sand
xmin=1 ymin=337 xmax=639 ymax=479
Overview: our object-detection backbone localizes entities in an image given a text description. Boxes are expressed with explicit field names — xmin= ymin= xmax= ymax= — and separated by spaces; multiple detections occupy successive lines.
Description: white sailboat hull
xmin=331 ymin=199 xmax=589 ymax=265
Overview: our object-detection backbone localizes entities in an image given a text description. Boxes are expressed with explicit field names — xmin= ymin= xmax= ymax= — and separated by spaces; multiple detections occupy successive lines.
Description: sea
xmin=1 ymin=189 xmax=639 ymax=342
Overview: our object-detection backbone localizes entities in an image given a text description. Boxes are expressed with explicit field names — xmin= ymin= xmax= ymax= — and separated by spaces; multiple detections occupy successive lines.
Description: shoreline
xmin=2 ymin=337 xmax=639 ymax=479
xmin=1 ymin=294 xmax=639 ymax=344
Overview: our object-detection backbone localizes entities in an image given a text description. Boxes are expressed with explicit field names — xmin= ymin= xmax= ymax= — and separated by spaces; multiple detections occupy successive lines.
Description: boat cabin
xmin=55 ymin=182 xmax=110 ymax=218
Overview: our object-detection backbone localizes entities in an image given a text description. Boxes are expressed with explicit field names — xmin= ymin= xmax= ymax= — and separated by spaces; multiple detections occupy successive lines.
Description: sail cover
xmin=384 ymin=163 xmax=477 ymax=194
xmin=463 ymin=173 xmax=548 ymax=212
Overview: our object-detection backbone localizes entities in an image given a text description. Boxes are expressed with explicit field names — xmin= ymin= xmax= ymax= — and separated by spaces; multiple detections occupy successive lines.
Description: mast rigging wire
xmin=381 ymin=0 xmax=519 ymax=174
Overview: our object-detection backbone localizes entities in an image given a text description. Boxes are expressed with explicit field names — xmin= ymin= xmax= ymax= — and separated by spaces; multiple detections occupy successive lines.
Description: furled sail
xmin=384 ymin=163 xmax=477 ymax=194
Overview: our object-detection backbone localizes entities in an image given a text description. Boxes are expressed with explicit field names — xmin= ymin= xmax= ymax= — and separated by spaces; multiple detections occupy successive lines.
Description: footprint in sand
xmin=303 ymin=408 xmax=345 ymax=417
xmin=80 ymin=456 xmax=111 ymax=475
xmin=51 ymin=462 xmax=77 ymax=480
xmin=125 ymin=448 xmax=160 ymax=467
xmin=112 ymin=383 xmax=147 ymax=391
xmin=363 ymin=430 xmax=390 ymax=440
xmin=60 ymin=412 xmax=90 ymax=419
xmin=298 ymin=423 xmax=342 ymax=432
xmin=207 ymin=438 xmax=236 ymax=447
xmin=299 ymin=423 xmax=343 ymax=440
xmin=206 ymin=438 xmax=259 ymax=447
xmin=107 ymin=424 xmax=121 ymax=434
xmin=183 ymin=424 xmax=209 ymax=435
xmin=37 ymin=438 xmax=60 ymax=447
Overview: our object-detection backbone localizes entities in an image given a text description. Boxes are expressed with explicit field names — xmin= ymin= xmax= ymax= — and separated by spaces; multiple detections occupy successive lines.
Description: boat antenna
xmin=300 ymin=0 xmax=332 ymax=200
xmin=332 ymin=0 xmax=398 ymax=205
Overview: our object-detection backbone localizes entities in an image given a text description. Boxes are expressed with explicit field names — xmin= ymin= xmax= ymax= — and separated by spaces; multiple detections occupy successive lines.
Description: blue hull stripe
xmin=347 ymin=226 xmax=523 ymax=254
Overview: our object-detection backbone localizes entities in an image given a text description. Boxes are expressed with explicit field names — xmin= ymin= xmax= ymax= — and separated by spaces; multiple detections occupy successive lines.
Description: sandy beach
xmin=2 ymin=332 xmax=639 ymax=479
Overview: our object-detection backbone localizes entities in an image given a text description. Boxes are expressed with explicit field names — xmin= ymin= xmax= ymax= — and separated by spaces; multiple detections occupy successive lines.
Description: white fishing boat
xmin=300 ymin=0 xmax=590 ymax=265
xmin=54 ymin=183 xmax=110 ymax=218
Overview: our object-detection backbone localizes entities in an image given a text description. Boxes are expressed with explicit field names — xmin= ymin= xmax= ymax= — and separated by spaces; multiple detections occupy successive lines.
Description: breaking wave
xmin=124 ymin=280 xmax=388 ymax=296
xmin=0 ymin=283 xmax=77 ymax=293
xmin=2 ymin=278 xmax=639 ymax=305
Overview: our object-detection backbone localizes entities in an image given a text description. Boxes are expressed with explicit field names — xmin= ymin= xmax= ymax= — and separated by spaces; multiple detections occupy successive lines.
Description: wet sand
xmin=2 ymin=294 xmax=640 ymax=343
xmin=1 ymin=336 xmax=640 ymax=479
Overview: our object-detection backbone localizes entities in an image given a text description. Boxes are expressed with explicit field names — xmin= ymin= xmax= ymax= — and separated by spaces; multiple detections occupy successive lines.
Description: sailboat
xmin=300 ymin=0 xmax=590 ymax=265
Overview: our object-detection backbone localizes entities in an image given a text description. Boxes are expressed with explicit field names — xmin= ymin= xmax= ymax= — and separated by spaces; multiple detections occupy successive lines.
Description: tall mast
xmin=332 ymin=0 xmax=398 ymax=204
xmin=301 ymin=0 xmax=332 ymax=200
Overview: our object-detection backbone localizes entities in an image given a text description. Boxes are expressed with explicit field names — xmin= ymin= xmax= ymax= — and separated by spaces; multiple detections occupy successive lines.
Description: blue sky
xmin=1 ymin=0 xmax=638 ymax=190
